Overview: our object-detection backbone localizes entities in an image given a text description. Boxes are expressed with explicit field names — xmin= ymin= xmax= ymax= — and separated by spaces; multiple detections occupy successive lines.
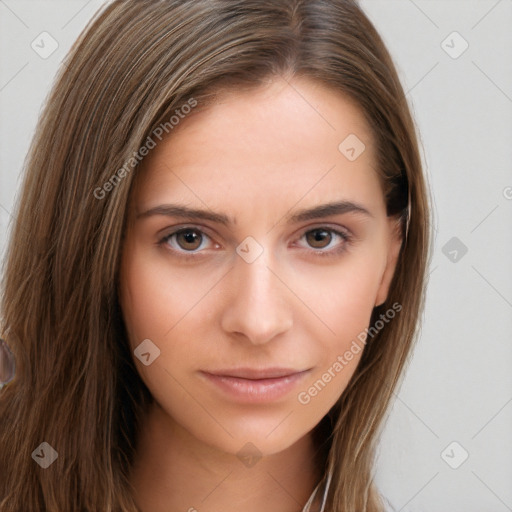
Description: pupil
xmin=308 ymin=229 xmax=331 ymax=248
xmin=179 ymin=230 xmax=201 ymax=250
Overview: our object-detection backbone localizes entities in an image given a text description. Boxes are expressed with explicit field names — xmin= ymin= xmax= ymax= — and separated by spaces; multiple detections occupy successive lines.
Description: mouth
xmin=200 ymin=367 xmax=311 ymax=403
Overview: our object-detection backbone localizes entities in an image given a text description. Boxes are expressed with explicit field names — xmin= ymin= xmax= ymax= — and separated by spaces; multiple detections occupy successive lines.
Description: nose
xmin=220 ymin=250 xmax=293 ymax=345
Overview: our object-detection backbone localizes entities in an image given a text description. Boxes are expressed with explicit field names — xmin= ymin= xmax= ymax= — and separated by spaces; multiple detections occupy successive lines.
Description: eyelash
xmin=157 ymin=225 xmax=352 ymax=261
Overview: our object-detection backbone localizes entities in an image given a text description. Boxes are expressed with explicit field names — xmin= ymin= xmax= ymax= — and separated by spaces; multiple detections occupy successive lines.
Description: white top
xmin=301 ymin=471 xmax=332 ymax=512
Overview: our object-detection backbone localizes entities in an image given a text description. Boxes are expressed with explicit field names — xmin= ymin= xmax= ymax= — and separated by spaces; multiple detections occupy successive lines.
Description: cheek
xmin=291 ymin=252 xmax=385 ymax=408
xmin=118 ymin=245 xmax=226 ymax=419
xmin=119 ymin=247 xmax=230 ymax=440
xmin=293 ymin=248 xmax=385 ymax=340
xmin=119 ymin=243 xmax=222 ymax=345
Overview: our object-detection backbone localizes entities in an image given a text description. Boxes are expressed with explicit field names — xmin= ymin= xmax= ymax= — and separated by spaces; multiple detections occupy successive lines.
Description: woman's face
xmin=119 ymin=77 xmax=401 ymax=457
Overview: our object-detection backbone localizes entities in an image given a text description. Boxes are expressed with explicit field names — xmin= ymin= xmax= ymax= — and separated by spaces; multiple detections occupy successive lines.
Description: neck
xmin=129 ymin=401 xmax=325 ymax=512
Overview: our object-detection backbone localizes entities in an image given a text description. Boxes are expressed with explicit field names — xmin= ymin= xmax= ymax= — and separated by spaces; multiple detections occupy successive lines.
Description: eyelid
xmin=158 ymin=225 xmax=220 ymax=253
xmin=297 ymin=223 xmax=352 ymax=239
xmin=158 ymin=223 xmax=353 ymax=260
xmin=291 ymin=225 xmax=352 ymax=254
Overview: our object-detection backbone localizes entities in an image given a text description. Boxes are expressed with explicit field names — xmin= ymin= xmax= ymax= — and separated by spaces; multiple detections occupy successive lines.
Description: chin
xmin=188 ymin=409 xmax=319 ymax=459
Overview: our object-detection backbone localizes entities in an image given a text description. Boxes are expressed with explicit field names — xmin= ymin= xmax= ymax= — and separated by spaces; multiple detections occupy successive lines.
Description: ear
xmin=374 ymin=216 xmax=403 ymax=307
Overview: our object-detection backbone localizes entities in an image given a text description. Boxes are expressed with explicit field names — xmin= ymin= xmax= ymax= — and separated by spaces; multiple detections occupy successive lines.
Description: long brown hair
xmin=0 ymin=1 xmax=430 ymax=510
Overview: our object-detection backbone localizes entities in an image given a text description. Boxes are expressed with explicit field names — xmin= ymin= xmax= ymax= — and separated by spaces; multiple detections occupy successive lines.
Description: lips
xmin=200 ymin=367 xmax=310 ymax=403
xmin=206 ymin=367 xmax=304 ymax=380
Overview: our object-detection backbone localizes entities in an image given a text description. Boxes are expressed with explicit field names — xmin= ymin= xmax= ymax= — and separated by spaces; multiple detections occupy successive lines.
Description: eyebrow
xmin=136 ymin=200 xmax=373 ymax=225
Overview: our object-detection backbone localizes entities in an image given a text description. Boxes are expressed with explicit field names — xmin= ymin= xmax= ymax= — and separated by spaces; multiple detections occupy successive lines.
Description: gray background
xmin=1 ymin=1 xmax=511 ymax=510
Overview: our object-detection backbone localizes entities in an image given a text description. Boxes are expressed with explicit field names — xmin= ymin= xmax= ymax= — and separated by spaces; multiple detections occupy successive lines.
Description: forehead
xmin=132 ymin=77 xmax=383 ymax=215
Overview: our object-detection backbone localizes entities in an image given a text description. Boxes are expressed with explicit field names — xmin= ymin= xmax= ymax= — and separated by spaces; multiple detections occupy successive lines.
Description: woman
xmin=0 ymin=1 xmax=430 ymax=511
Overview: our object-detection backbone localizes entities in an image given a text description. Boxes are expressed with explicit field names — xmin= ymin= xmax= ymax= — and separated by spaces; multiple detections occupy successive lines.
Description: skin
xmin=120 ymin=76 xmax=402 ymax=512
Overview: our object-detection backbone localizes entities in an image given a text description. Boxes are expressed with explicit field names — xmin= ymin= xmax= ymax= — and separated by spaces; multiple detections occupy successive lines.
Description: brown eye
xmin=175 ymin=229 xmax=203 ymax=251
xmin=305 ymin=229 xmax=333 ymax=249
